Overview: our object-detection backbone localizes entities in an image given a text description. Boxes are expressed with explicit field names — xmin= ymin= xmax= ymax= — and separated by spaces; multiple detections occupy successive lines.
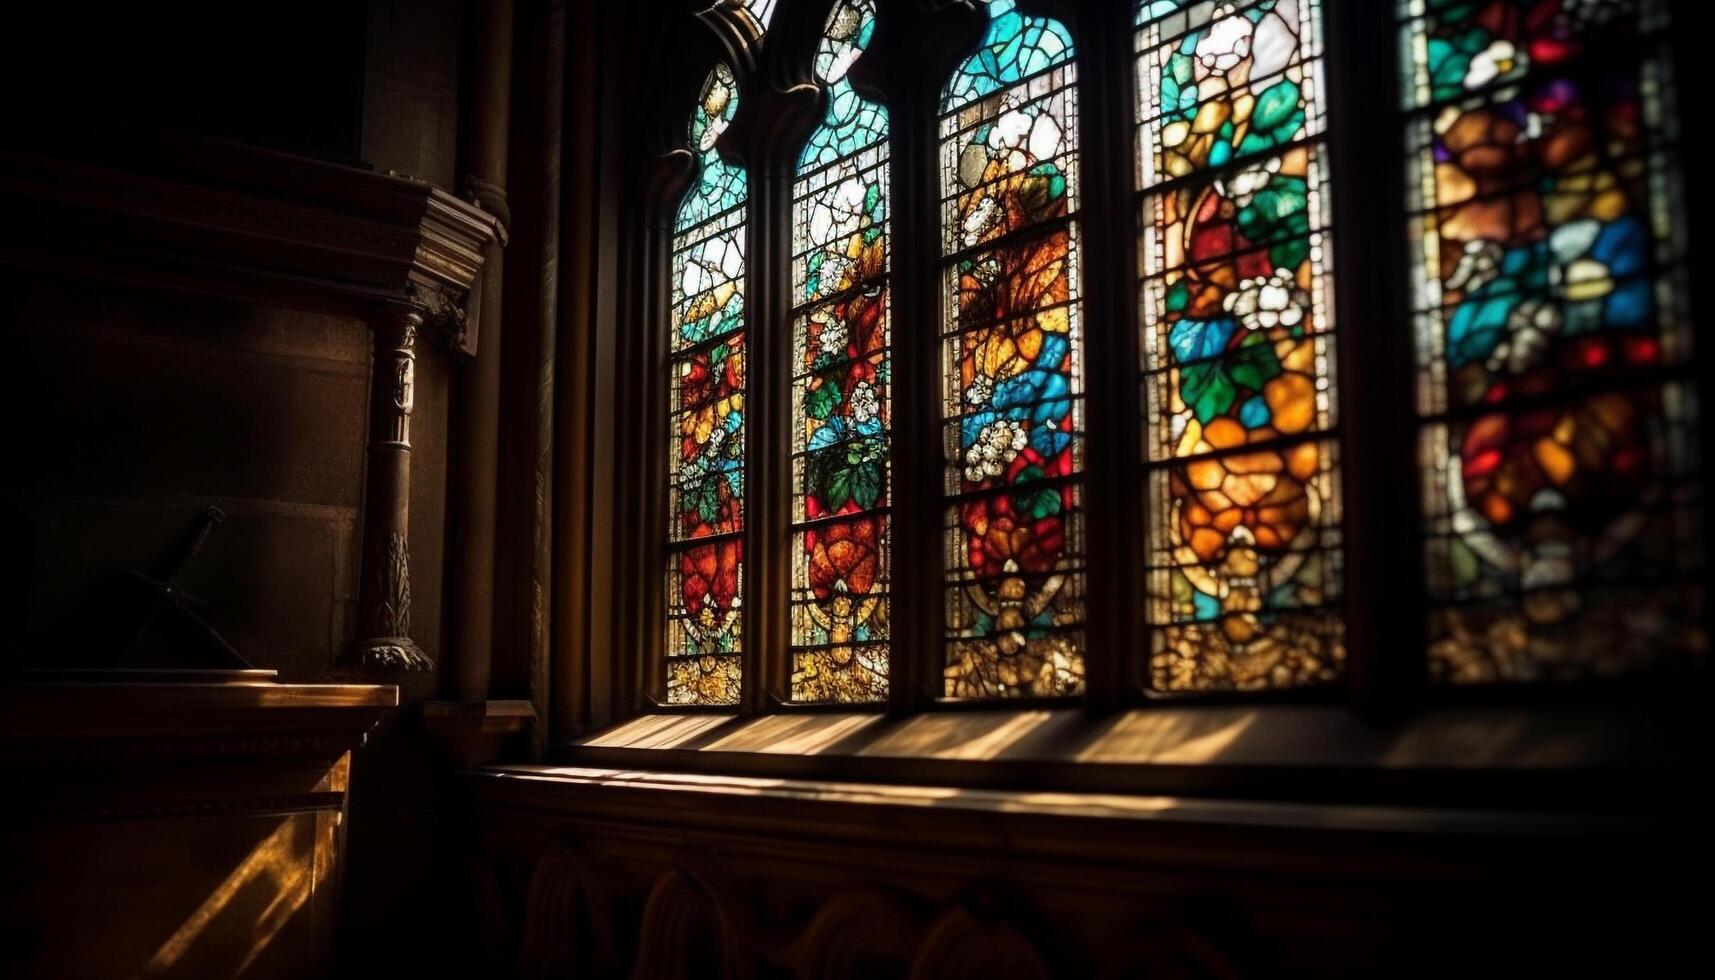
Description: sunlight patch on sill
xmin=486 ymin=763 xmax=1668 ymax=836
xmin=993 ymin=791 xmax=1184 ymax=817
xmin=497 ymin=766 xmax=1257 ymax=824
xmin=527 ymin=767 xmax=785 ymax=793
xmin=517 ymin=765 xmax=964 ymax=806
xmin=581 ymin=713 xmax=735 ymax=749
xmin=1076 ymin=708 xmax=1261 ymax=764
xmin=858 ymin=709 xmax=1058 ymax=761
xmin=560 ymin=702 xmax=1683 ymax=771
xmin=703 ymin=713 xmax=882 ymax=754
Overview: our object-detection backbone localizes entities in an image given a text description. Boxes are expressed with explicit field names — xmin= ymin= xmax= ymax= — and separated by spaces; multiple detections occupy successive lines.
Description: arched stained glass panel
xmin=666 ymin=63 xmax=748 ymax=705
xmin=1135 ymin=0 xmax=1344 ymax=692
xmin=1401 ymin=0 xmax=1700 ymax=682
xmin=939 ymin=1 xmax=1086 ymax=698
xmin=789 ymin=0 xmax=892 ymax=703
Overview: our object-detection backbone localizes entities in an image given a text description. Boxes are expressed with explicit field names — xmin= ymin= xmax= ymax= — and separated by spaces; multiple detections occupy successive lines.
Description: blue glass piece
xmin=676 ymin=153 xmax=747 ymax=232
xmin=941 ymin=1 xmax=1075 ymax=113
xmin=1605 ymin=278 xmax=1653 ymax=329
xmin=677 ymin=63 xmax=748 ymax=233
xmin=799 ymin=77 xmax=888 ymax=173
xmin=1037 ymin=332 xmax=1070 ymax=371
xmin=1170 ymin=318 xmax=1236 ymax=363
xmin=1191 ymin=588 xmax=1221 ymax=621
xmin=1239 ymin=395 xmax=1271 ymax=428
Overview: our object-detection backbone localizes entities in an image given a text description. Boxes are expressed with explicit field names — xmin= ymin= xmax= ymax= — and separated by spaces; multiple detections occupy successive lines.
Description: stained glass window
xmin=789 ymin=0 xmax=891 ymax=703
xmin=666 ymin=63 xmax=747 ymax=705
xmin=938 ymin=1 xmax=1085 ymax=698
xmin=1402 ymin=0 xmax=1700 ymax=683
xmin=1135 ymin=0 xmax=1344 ymax=692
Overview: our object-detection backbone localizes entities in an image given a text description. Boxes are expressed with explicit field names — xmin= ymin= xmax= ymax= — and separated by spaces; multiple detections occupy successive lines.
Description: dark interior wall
xmin=1 ymin=280 xmax=451 ymax=682
xmin=0 ymin=2 xmax=367 ymax=161
xmin=363 ymin=0 xmax=465 ymax=188
xmin=3 ymin=274 xmax=370 ymax=676
xmin=2 ymin=3 xmax=474 ymax=975
xmin=1 ymin=0 xmax=465 ymax=682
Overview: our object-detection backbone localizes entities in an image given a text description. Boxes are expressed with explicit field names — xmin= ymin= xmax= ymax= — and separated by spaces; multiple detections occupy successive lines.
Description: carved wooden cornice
xmin=0 ymin=130 xmax=504 ymax=355
xmin=0 ymin=677 xmax=399 ymax=769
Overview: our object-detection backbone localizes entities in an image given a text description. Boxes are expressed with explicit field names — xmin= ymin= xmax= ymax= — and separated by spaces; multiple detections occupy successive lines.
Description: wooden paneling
xmin=0 ymin=679 xmax=394 ymax=980
xmin=467 ymin=763 xmax=1698 ymax=978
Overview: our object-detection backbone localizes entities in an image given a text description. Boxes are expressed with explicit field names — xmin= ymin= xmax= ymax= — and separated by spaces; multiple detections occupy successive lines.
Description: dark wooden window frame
xmin=571 ymin=0 xmax=1707 ymax=801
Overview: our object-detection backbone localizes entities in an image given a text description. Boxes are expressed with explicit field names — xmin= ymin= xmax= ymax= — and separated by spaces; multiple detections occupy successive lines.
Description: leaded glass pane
xmin=1135 ymin=0 xmax=1345 ymax=691
xmin=940 ymin=1 xmax=1086 ymax=698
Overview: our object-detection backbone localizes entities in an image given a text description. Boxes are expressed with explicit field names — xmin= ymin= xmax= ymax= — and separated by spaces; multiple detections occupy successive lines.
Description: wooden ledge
xmin=546 ymin=701 xmax=1701 ymax=813
xmin=0 ymin=676 xmax=398 ymax=767
xmin=0 ymin=676 xmax=398 ymax=714
xmin=470 ymin=763 xmax=1677 ymax=866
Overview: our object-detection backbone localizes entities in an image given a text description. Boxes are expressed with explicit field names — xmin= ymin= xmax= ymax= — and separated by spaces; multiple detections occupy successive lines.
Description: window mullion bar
xmin=745 ymin=138 xmax=791 ymax=716
xmin=640 ymin=191 xmax=675 ymax=710
xmin=1074 ymin=0 xmax=1148 ymax=710
xmin=1324 ymin=0 xmax=1424 ymax=718
xmin=888 ymin=24 xmax=944 ymax=715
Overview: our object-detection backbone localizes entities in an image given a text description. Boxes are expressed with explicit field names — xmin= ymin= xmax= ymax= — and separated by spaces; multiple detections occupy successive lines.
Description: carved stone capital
xmin=403 ymin=277 xmax=474 ymax=354
xmin=337 ymin=637 xmax=433 ymax=674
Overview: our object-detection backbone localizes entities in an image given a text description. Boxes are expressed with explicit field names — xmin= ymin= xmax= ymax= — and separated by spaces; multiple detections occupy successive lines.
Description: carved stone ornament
xmin=515 ymin=847 xmax=620 ymax=978
xmin=340 ymin=639 xmax=432 ymax=674
xmin=405 ymin=275 xmax=475 ymax=354
xmin=783 ymin=888 xmax=926 ymax=980
xmin=908 ymin=903 xmax=1053 ymax=980
xmin=630 ymin=867 xmax=754 ymax=980
xmin=341 ymin=529 xmax=431 ymax=673
xmin=374 ymin=531 xmax=413 ymax=637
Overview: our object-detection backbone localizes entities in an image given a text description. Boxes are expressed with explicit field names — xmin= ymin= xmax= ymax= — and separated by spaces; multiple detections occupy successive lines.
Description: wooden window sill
xmin=473 ymin=762 xmax=1671 ymax=839
xmin=540 ymin=700 xmax=1699 ymax=813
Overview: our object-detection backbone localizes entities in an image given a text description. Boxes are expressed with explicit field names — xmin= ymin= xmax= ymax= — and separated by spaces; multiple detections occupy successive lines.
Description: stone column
xmin=447 ymin=0 xmax=515 ymax=701
xmin=338 ymin=306 xmax=432 ymax=673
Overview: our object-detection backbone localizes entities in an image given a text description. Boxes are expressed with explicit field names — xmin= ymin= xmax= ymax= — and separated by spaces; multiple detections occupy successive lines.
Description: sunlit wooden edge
xmin=567 ymin=700 xmax=1694 ymax=770
xmin=474 ymin=762 xmax=1670 ymax=837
